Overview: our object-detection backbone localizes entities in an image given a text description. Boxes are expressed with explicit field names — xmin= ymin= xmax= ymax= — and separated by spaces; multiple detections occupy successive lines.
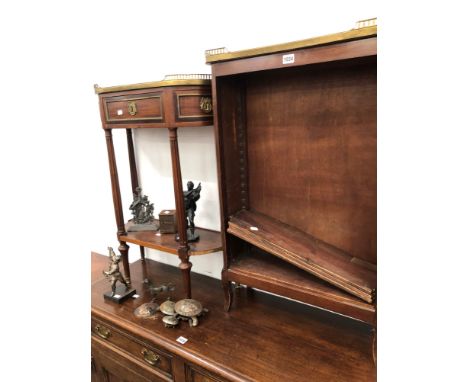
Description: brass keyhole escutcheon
xmin=128 ymin=101 xmax=138 ymax=116
xmin=199 ymin=97 xmax=212 ymax=114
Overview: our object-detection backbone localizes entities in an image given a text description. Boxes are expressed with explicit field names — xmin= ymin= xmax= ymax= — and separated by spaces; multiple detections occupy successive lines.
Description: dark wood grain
xmin=91 ymin=252 xmax=109 ymax=284
xmin=245 ymin=61 xmax=376 ymax=263
xmin=92 ymin=255 xmax=376 ymax=382
xmin=228 ymin=247 xmax=376 ymax=324
xmin=174 ymin=90 xmax=213 ymax=122
xmin=104 ymin=92 xmax=164 ymax=123
xmin=210 ymin=34 xmax=377 ymax=326
xmin=228 ymin=210 xmax=376 ymax=303
xmin=120 ymin=225 xmax=222 ymax=256
xmin=97 ymin=82 xmax=218 ymax=290
xmin=92 ymin=337 xmax=170 ymax=382
xmin=104 ymin=129 xmax=131 ymax=282
xmin=169 ymin=127 xmax=192 ymax=298
xmin=211 ymin=37 xmax=376 ymax=77
xmin=99 ymin=86 xmax=213 ymax=129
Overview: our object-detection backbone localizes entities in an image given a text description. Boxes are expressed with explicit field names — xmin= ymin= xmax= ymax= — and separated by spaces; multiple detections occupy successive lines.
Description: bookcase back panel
xmin=245 ymin=60 xmax=376 ymax=263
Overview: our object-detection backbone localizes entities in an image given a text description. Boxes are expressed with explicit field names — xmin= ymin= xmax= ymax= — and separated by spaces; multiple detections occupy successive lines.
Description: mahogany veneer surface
xmin=228 ymin=210 xmax=376 ymax=303
xmin=228 ymin=248 xmax=376 ymax=324
xmin=245 ymin=61 xmax=377 ymax=264
xmin=120 ymin=224 xmax=222 ymax=256
xmin=91 ymin=253 xmax=375 ymax=382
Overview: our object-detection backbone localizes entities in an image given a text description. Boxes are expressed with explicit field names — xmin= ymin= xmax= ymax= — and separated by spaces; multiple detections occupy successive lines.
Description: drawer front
xmin=186 ymin=364 xmax=228 ymax=382
xmin=104 ymin=92 xmax=164 ymax=123
xmin=92 ymin=337 xmax=168 ymax=382
xmin=92 ymin=318 xmax=173 ymax=378
xmin=174 ymin=91 xmax=213 ymax=122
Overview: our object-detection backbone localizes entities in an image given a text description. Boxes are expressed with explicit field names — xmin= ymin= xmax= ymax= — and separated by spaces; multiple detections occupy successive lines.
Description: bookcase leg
xmin=372 ymin=328 xmax=377 ymax=365
xmin=139 ymin=246 xmax=145 ymax=261
xmin=221 ymin=270 xmax=232 ymax=312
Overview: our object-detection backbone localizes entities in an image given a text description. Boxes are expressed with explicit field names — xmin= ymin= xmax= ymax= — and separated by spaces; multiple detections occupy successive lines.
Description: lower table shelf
xmin=120 ymin=224 xmax=222 ymax=255
xmin=227 ymin=248 xmax=376 ymax=325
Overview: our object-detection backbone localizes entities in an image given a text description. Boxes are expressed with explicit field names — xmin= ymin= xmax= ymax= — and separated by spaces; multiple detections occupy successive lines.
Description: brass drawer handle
xmin=199 ymin=96 xmax=212 ymax=113
xmin=95 ymin=324 xmax=111 ymax=339
xmin=141 ymin=348 xmax=160 ymax=366
xmin=128 ymin=101 xmax=138 ymax=116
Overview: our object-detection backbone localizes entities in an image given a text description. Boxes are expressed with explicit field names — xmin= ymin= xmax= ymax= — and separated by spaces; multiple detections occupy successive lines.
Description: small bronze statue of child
xmin=183 ymin=181 xmax=202 ymax=241
xmin=103 ymin=247 xmax=130 ymax=297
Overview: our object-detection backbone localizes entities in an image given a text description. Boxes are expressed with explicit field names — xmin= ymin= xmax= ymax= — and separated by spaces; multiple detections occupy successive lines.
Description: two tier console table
xmin=94 ymin=74 xmax=222 ymax=298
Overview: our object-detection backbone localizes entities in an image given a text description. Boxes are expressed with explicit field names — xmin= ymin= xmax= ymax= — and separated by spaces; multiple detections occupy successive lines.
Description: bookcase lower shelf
xmin=228 ymin=210 xmax=376 ymax=303
xmin=226 ymin=248 xmax=376 ymax=325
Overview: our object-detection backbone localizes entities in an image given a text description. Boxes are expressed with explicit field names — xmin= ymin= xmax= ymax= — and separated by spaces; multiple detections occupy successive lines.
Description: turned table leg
xmin=126 ymin=129 xmax=146 ymax=263
xmin=105 ymin=129 xmax=131 ymax=284
xmin=168 ymin=127 xmax=192 ymax=298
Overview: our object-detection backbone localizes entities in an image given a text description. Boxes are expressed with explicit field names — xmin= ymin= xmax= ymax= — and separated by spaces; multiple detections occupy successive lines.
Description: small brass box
xmin=159 ymin=209 xmax=177 ymax=233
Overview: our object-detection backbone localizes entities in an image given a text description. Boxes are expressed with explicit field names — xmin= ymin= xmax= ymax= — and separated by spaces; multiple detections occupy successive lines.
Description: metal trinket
xmin=103 ymin=247 xmax=136 ymax=303
xmin=161 ymin=298 xmax=208 ymax=328
xmin=127 ymin=187 xmax=159 ymax=232
xmin=134 ymin=302 xmax=160 ymax=319
xmin=180 ymin=181 xmax=202 ymax=242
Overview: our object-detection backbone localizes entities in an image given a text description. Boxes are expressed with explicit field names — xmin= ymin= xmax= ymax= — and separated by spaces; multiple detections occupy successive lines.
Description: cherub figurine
xmin=184 ymin=181 xmax=202 ymax=234
xmin=103 ymin=247 xmax=129 ymax=297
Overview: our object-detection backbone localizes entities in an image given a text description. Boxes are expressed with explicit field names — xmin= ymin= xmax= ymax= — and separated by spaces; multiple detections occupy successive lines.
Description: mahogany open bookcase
xmin=207 ymin=22 xmax=377 ymax=325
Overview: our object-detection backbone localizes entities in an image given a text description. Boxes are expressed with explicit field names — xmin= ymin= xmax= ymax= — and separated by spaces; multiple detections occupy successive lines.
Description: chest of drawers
xmin=91 ymin=253 xmax=375 ymax=382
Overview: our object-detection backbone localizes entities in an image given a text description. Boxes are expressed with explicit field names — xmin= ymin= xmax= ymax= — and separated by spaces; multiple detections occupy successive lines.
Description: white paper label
xmin=117 ymin=109 xmax=123 ymax=116
xmin=282 ymin=53 xmax=295 ymax=64
xmin=176 ymin=336 xmax=188 ymax=344
xmin=249 ymin=226 xmax=259 ymax=231
xmin=156 ymin=232 xmax=161 ymax=236
xmin=132 ymin=294 xmax=140 ymax=299
xmin=114 ymin=294 xmax=121 ymax=298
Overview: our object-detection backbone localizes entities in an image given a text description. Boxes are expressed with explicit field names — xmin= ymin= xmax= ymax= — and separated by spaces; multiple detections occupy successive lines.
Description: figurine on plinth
xmin=126 ymin=187 xmax=159 ymax=232
xmin=103 ymin=247 xmax=136 ymax=303
xmin=184 ymin=181 xmax=202 ymax=242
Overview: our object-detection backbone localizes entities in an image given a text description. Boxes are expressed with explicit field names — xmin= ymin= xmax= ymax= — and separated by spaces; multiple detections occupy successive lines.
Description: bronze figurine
xmin=127 ymin=187 xmax=159 ymax=232
xmin=103 ymin=247 xmax=136 ymax=303
xmin=183 ymin=181 xmax=202 ymax=241
xmin=130 ymin=187 xmax=155 ymax=224
xmin=142 ymin=278 xmax=175 ymax=296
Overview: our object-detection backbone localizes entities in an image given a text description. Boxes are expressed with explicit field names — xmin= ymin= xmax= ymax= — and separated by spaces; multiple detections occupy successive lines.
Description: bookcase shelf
xmin=228 ymin=248 xmax=376 ymax=325
xmin=228 ymin=210 xmax=375 ymax=303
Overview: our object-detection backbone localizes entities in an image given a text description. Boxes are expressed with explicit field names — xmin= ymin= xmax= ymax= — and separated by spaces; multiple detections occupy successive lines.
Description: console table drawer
xmin=103 ymin=92 xmax=164 ymax=123
xmin=92 ymin=318 xmax=173 ymax=378
xmin=174 ymin=91 xmax=213 ymax=121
